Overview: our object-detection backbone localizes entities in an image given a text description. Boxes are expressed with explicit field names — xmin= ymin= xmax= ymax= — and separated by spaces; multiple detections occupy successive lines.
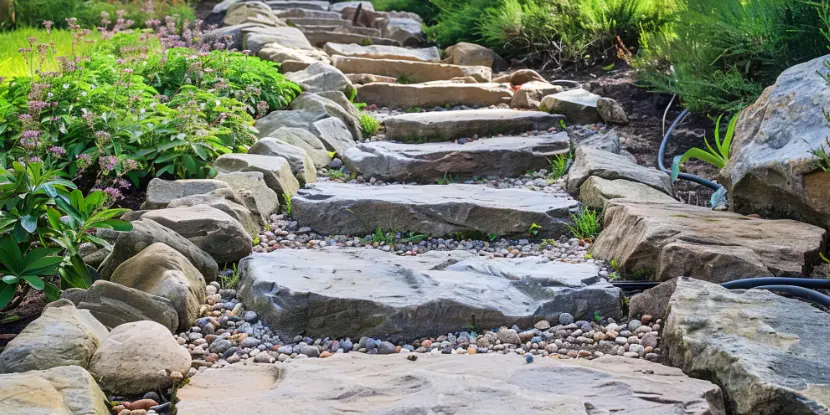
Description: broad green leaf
xmin=23 ymin=256 xmax=63 ymax=276
xmin=43 ymin=282 xmax=60 ymax=302
xmin=1 ymin=275 xmax=18 ymax=284
xmin=21 ymin=275 xmax=45 ymax=290
xmin=723 ymin=115 xmax=738 ymax=161
xmin=680 ymin=147 xmax=725 ymax=169
xmin=0 ymin=282 xmax=16 ymax=310
xmin=0 ymin=235 xmax=23 ymax=272
xmin=20 ymin=215 xmax=37 ymax=233
xmin=92 ymin=219 xmax=133 ymax=232
xmin=88 ymin=208 xmax=130 ymax=224
xmin=671 ymin=155 xmax=682 ymax=182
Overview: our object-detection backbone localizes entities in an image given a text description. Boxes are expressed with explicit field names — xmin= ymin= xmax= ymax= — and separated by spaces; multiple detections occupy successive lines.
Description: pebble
xmin=628 ymin=320 xmax=642 ymax=331
xmin=559 ymin=313 xmax=575 ymax=325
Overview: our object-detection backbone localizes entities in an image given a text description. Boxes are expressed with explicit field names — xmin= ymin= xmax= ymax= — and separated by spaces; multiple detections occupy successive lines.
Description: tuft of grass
xmin=528 ymin=222 xmax=541 ymax=236
xmin=568 ymin=207 xmax=602 ymax=240
xmin=360 ymin=113 xmax=379 ymax=136
xmin=282 ymin=192 xmax=293 ymax=215
xmin=220 ymin=264 xmax=240 ymax=289
xmin=436 ymin=172 xmax=459 ymax=185
xmin=396 ymin=73 xmax=415 ymax=84
xmin=547 ymin=153 xmax=572 ymax=180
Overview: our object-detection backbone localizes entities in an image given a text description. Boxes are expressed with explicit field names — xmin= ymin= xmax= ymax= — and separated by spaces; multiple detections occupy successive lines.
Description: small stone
xmin=518 ymin=331 xmax=535 ymax=342
xmin=226 ymin=354 xmax=241 ymax=364
xmin=623 ymin=352 xmax=639 ymax=358
xmin=254 ymin=353 xmax=274 ymax=363
xmin=244 ymin=311 xmax=258 ymax=323
xmin=628 ymin=320 xmax=642 ymax=331
xmin=559 ymin=313 xmax=575 ymax=325
xmin=534 ymin=320 xmax=551 ymax=330
xmin=524 ymin=353 xmax=534 ymax=363
xmin=299 ymin=345 xmax=320 ymax=358
xmin=641 ymin=332 xmax=659 ymax=348
xmin=320 ymin=351 xmax=334 ymax=358
xmin=377 ymin=341 xmax=397 ymax=355
xmin=407 ymin=354 xmax=418 ymax=361
xmin=641 ymin=314 xmax=653 ymax=324
xmin=497 ymin=328 xmax=521 ymax=345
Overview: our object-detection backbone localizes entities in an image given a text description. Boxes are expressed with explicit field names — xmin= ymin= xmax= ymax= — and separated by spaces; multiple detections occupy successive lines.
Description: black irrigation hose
xmin=612 ymin=278 xmax=830 ymax=307
xmin=657 ymin=109 xmax=723 ymax=191
xmin=722 ymin=278 xmax=830 ymax=290
xmin=751 ymin=286 xmax=830 ymax=307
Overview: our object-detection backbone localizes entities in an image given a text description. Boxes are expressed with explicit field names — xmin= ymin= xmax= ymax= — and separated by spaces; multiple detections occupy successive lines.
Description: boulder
xmin=167 ymin=188 xmax=261 ymax=235
xmin=0 ymin=366 xmax=109 ymax=415
xmin=275 ymin=9 xmax=341 ymax=19
xmin=443 ymin=42 xmax=509 ymax=72
xmin=142 ymin=179 xmax=231 ymax=210
xmin=721 ymin=54 xmax=830 ymax=229
xmin=203 ymin=23 xmax=277 ymax=51
xmin=224 ymin=1 xmax=282 ymax=26
xmin=292 ymin=182 xmax=580 ymax=238
xmin=592 ymin=200 xmax=827 ymax=282
xmin=303 ymin=31 xmax=401 ymax=48
xmin=214 ymin=171 xmax=281 ymax=221
xmin=331 ymin=1 xmax=374 ymax=12
xmin=111 ymin=243 xmax=206 ymax=331
xmin=0 ymin=302 xmax=108 ymax=373
xmin=566 ymin=146 xmax=672 ymax=195
xmin=346 ymin=73 xmax=396 ymax=84
xmin=99 ymin=218 xmax=219 ymax=282
xmin=177 ymin=354 xmax=724 ymax=414
xmin=140 ymin=206 xmax=252 ymax=263
xmin=627 ymin=277 xmax=678 ymax=321
xmin=61 ymin=280 xmax=179 ymax=332
xmin=263 ymin=127 xmax=331 ymax=167
xmin=331 ymin=56 xmax=491 ymax=83
xmin=511 ymin=81 xmax=564 ymax=109
xmin=300 ymin=25 xmax=381 ymax=37
xmin=286 ymin=17 xmax=351 ymax=27
xmin=384 ymin=109 xmax=564 ymax=143
xmin=244 ymin=26 xmax=314 ymax=55
xmin=344 ymin=132 xmax=570 ymax=181
xmin=257 ymin=43 xmax=329 ymax=66
xmin=324 ymin=43 xmax=440 ymax=62
xmin=597 ymin=97 xmax=628 ymax=124
xmin=568 ymin=127 xmax=621 ymax=154
xmin=663 ymin=277 xmax=830 ymax=415
xmin=214 ymin=153 xmax=301 ymax=201
xmin=355 ymin=82 xmax=513 ymax=108
xmin=89 ymin=321 xmax=192 ymax=395
xmin=579 ymin=177 xmax=677 ymax=208
xmin=540 ymin=89 xmax=602 ymax=124
xmin=239 ymin=248 xmax=621 ymax=340
xmin=493 ymin=69 xmax=547 ymax=85
xmin=285 ymin=62 xmax=355 ymax=97
xmin=310 ymin=117 xmax=357 ymax=156
xmin=383 ymin=17 xmax=426 ymax=47
xmin=266 ymin=1 xmax=331 ymax=11
xmin=249 ymin=138 xmax=318 ymax=184
xmin=288 ymin=92 xmax=362 ymax=140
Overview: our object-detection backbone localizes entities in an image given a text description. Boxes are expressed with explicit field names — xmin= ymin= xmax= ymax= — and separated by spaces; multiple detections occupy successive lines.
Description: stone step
xmin=265 ymin=1 xmax=331 ymax=11
xmin=275 ymin=8 xmax=340 ymax=19
xmin=384 ymin=109 xmax=565 ymax=143
xmin=303 ymin=30 xmax=400 ymax=47
xmin=176 ymin=354 xmax=723 ymax=415
xmin=567 ymin=146 xmax=672 ymax=195
xmin=298 ymin=25 xmax=380 ymax=37
xmin=592 ymin=199 xmax=827 ymax=282
xmin=324 ymin=42 xmax=440 ymax=62
xmin=356 ymin=82 xmax=513 ymax=108
xmin=285 ymin=17 xmax=350 ymax=26
xmin=332 ymin=56 xmax=491 ymax=83
xmin=292 ymin=182 xmax=579 ymax=238
xmin=238 ymin=248 xmax=621 ymax=340
xmin=343 ymin=132 xmax=570 ymax=182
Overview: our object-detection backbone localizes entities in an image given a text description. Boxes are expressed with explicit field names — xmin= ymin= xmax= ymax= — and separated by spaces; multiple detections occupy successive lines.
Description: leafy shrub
xmin=359 ymin=113 xmax=379 ymax=136
xmin=636 ymin=0 xmax=830 ymax=113
xmin=14 ymin=0 xmax=195 ymax=30
xmin=370 ymin=0 xmax=440 ymax=23
xmin=13 ymin=0 xmax=80 ymax=28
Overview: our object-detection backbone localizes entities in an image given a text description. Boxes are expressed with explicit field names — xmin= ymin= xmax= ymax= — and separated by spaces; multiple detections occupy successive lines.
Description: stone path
xmin=3 ymin=1 xmax=829 ymax=415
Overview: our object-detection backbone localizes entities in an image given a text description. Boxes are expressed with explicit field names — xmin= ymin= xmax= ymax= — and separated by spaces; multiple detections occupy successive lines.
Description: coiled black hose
xmin=657 ymin=109 xmax=723 ymax=190
xmin=721 ymin=278 xmax=830 ymax=290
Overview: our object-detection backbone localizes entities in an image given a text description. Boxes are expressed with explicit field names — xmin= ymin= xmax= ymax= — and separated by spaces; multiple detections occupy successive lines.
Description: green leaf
xmin=43 ymin=281 xmax=60 ymax=302
xmin=722 ymin=115 xmax=738 ymax=161
xmin=1 ymin=275 xmax=18 ymax=284
xmin=23 ymin=256 xmax=63 ymax=276
xmin=21 ymin=275 xmax=45 ymax=291
xmin=602 ymin=63 xmax=615 ymax=71
xmin=0 ymin=282 xmax=16 ymax=310
xmin=671 ymin=155 xmax=683 ymax=182
xmin=87 ymin=208 xmax=130 ymax=224
xmin=680 ymin=147 xmax=726 ymax=169
xmin=20 ymin=215 xmax=38 ymax=233
xmin=91 ymin=219 xmax=133 ymax=232
xmin=0 ymin=235 xmax=23 ymax=273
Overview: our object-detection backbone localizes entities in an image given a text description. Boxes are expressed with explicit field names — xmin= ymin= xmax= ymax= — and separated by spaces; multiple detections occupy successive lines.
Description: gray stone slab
xmin=240 ymin=248 xmax=622 ymax=341
xmin=541 ymin=88 xmax=602 ymax=124
xmin=332 ymin=55 xmax=491 ymax=83
xmin=356 ymin=82 xmax=513 ymax=109
xmin=567 ymin=146 xmax=673 ymax=195
xmin=324 ymin=42 xmax=440 ymax=62
xmin=384 ymin=109 xmax=565 ymax=143
xmin=344 ymin=133 xmax=570 ymax=181
xmin=265 ymin=1 xmax=330 ymax=11
xmin=292 ymin=182 xmax=579 ymax=238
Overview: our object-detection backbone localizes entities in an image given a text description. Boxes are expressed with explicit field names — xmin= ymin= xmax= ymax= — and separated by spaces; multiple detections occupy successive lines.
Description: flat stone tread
xmin=352 ymin=134 xmax=570 ymax=155
xmin=176 ymin=354 xmax=725 ymax=415
xmin=355 ymin=82 xmax=513 ymax=108
xmin=324 ymin=43 xmax=441 ymax=62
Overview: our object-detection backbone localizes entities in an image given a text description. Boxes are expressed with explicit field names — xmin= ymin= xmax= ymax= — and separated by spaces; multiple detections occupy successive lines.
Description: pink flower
xmin=48 ymin=146 xmax=66 ymax=156
xmin=103 ymin=187 xmax=123 ymax=200
xmin=76 ymin=154 xmax=93 ymax=169
xmin=99 ymin=155 xmax=118 ymax=170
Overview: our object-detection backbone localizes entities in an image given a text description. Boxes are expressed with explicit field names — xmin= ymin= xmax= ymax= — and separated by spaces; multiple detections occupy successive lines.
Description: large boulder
xmin=303 ymin=31 xmax=400 ymax=48
xmin=579 ymin=177 xmax=678 ymax=208
xmin=382 ymin=16 xmax=426 ymax=46
xmin=239 ymin=248 xmax=621 ymax=341
xmin=540 ymin=89 xmax=603 ymax=124
xmin=258 ymin=43 xmax=329 ymax=67
xmin=292 ymin=182 xmax=580 ymax=238
xmin=223 ymin=1 xmax=282 ymax=26
xmin=249 ymin=138 xmax=318 ymax=184
xmin=288 ymin=92 xmax=362 ymax=140
xmin=214 ymin=171 xmax=281 ymax=220
xmin=383 ymin=109 xmax=564 ymax=143
xmin=61 ymin=280 xmax=179 ymax=332
xmin=323 ymin=43 xmax=440 ymax=62
xmin=89 ymin=321 xmax=192 ymax=395
xmin=443 ymin=42 xmax=509 ymax=72
xmin=263 ymin=127 xmax=331 ymax=167
xmin=142 ymin=178 xmax=231 ymax=210
xmin=356 ymin=82 xmax=513 ymax=108
xmin=592 ymin=200 xmax=827 ymax=282
xmin=177 ymin=354 xmax=724 ymax=414
xmin=0 ymin=365 xmax=109 ymax=415
xmin=214 ymin=154 xmax=301 ymax=201
xmin=254 ymin=110 xmax=357 ymax=156
xmin=511 ymin=81 xmax=564 ymax=109
xmin=99 ymin=218 xmax=219 ymax=281
xmin=0 ymin=302 xmax=108 ymax=373
xmin=110 ymin=243 xmax=206 ymax=331
xmin=566 ymin=146 xmax=673 ymax=195
xmin=344 ymin=133 xmax=570 ymax=182
xmin=167 ymin=188 xmax=261 ymax=235
xmin=721 ymin=54 xmax=830 ymax=229
xmin=331 ymin=55 xmax=492 ymax=83
xmin=663 ymin=277 xmax=830 ymax=415
xmin=285 ymin=62 xmax=355 ymax=97
xmin=244 ymin=26 xmax=313 ymax=55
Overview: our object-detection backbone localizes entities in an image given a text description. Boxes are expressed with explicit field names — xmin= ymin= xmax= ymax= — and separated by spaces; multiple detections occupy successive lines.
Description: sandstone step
xmin=344 ymin=132 xmax=570 ymax=182
xmin=331 ymin=1 xmax=373 ymax=12
xmin=176 ymin=354 xmax=724 ymax=415
xmin=265 ymin=1 xmax=331 ymax=11
xmin=275 ymin=8 xmax=340 ymax=19
xmin=654 ymin=277 xmax=830 ymax=415
xmin=356 ymin=83 xmax=513 ymax=108
xmin=285 ymin=17 xmax=350 ymax=26
xmin=384 ymin=109 xmax=565 ymax=143
xmin=298 ymin=25 xmax=381 ymax=37
xmin=541 ymin=88 xmax=602 ymax=124
xmin=567 ymin=146 xmax=672 ymax=195
xmin=324 ymin=42 xmax=440 ymax=62
xmin=238 ymin=248 xmax=621 ymax=340
xmin=332 ymin=55 xmax=491 ymax=83
xmin=292 ymin=182 xmax=579 ymax=238
xmin=592 ymin=199 xmax=827 ymax=282
xmin=303 ymin=31 xmax=400 ymax=47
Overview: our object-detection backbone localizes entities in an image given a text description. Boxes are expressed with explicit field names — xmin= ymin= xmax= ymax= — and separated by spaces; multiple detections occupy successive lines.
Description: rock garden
xmin=0 ymin=0 xmax=829 ymax=414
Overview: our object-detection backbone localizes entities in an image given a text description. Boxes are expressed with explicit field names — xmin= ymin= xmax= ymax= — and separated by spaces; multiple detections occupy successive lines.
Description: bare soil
xmin=0 ymin=290 xmax=47 ymax=352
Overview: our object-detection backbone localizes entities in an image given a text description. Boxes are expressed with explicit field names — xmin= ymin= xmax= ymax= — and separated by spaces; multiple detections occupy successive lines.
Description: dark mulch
xmin=0 ymin=290 xmax=47 ymax=352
